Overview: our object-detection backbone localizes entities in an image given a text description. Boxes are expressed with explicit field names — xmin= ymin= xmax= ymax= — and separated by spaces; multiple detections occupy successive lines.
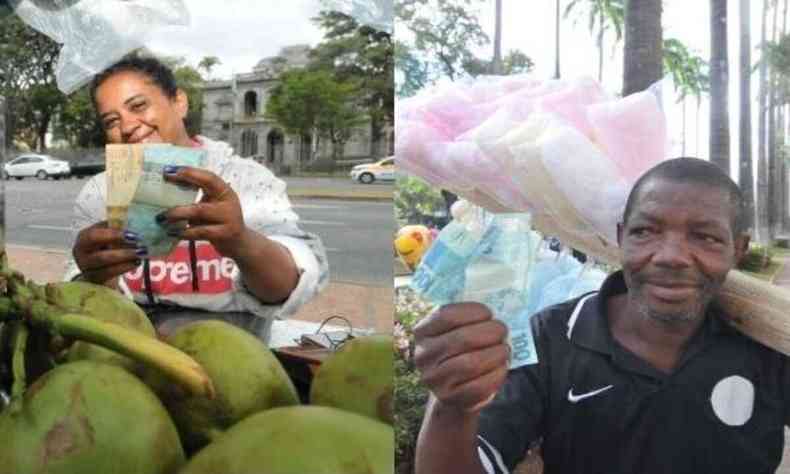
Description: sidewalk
xmin=5 ymin=245 xmax=392 ymax=335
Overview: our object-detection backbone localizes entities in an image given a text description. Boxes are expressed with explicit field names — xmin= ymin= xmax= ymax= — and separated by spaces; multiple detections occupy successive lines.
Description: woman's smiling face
xmin=94 ymin=70 xmax=191 ymax=146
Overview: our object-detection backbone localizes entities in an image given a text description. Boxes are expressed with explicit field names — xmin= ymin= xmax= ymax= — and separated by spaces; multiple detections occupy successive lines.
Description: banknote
xmin=411 ymin=211 xmax=540 ymax=368
xmin=106 ymin=144 xmax=207 ymax=257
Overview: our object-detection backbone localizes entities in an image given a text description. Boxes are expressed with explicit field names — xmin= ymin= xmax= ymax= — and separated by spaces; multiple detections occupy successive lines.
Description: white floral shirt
xmin=64 ymin=136 xmax=329 ymax=339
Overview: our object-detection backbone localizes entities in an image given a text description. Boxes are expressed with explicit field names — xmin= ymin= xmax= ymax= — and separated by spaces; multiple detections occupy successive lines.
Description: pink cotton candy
xmin=587 ymin=90 xmax=668 ymax=183
xmin=537 ymin=77 xmax=608 ymax=140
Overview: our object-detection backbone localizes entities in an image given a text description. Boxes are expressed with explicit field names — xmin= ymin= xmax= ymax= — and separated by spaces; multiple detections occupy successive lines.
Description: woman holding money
xmin=65 ymin=54 xmax=328 ymax=341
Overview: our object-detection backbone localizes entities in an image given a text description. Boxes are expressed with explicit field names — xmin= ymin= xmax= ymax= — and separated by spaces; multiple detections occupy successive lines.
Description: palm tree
xmin=769 ymin=0 xmax=780 ymax=234
xmin=555 ymin=0 xmax=562 ymax=78
xmin=563 ymin=0 xmax=624 ymax=82
xmin=198 ymin=56 xmax=221 ymax=78
xmin=622 ymin=0 xmax=662 ymax=96
xmin=663 ymin=40 xmax=708 ymax=156
xmin=740 ymin=0 xmax=755 ymax=233
xmin=709 ymin=0 xmax=730 ymax=173
xmin=492 ymin=0 xmax=503 ymax=74
xmin=758 ymin=0 xmax=770 ymax=243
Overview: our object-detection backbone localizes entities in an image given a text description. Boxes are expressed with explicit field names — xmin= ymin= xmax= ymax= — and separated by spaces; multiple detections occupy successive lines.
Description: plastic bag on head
xmin=10 ymin=0 xmax=189 ymax=94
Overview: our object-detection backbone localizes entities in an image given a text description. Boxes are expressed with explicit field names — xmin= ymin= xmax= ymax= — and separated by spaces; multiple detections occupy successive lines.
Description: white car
xmin=4 ymin=154 xmax=71 ymax=180
xmin=350 ymin=157 xmax=395 ymax=184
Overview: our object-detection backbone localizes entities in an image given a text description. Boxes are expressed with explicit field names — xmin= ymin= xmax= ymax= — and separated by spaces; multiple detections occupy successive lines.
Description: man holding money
xmin=412 ymin=158 xmax=790 ymax=473
xmin=65 ymin=54 xmax=328 ymax=340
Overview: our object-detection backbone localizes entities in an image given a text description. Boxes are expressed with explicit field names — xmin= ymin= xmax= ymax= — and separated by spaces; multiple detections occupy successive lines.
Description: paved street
xmin=3 ymin=177 xmax=393 ymax=286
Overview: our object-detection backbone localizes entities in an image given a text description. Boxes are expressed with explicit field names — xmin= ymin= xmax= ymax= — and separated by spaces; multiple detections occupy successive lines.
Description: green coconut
xmin=310 ymin=334 xmax=394 ymax=423
xmin=45 ymin=281 xmax=156 ymax=373
xmin=147 ymin=320 xmax=299 ymax=452
xmin=179 ymin=405 xmax=394 ymax=474
xmin=0 ymin=360 xmax=185 ymax=474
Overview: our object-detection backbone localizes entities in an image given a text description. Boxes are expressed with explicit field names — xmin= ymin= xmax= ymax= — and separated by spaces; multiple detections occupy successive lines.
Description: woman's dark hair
xmin=89 ymin=53 xmax=178 ymax=109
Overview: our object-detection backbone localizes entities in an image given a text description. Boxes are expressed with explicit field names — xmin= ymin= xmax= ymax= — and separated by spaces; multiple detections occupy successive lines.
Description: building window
xmin=241 ymin=129 xmax=258 ymax=157
xmin=244 ymin=91 xmax=258 ymax=117
xmin=221 ymin=122 xmax=230 ymax=131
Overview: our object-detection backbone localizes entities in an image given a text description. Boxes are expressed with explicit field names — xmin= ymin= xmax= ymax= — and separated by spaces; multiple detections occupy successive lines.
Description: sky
xmin=446 ymin=0 xmax=778 ymax=181
xmin=145 ymin=0 xmax=328 ymax=79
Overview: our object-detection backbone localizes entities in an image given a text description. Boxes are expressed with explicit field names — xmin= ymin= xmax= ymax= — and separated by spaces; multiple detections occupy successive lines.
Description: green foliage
xmin=172 ymin=64 xmax=205 ymax=137
xmin=197 ymin=56 xmax=221 ymax=77
xmin=0 ymin=14 xmax=63 ymax=150
xmin=564 ymin=0 xmax=624 ymax=42
xmin=463 ymin=49 xmax=534 ymax=77
xmin=53 ymin=87 xmax=105 ymax=148
xmin=663 ymin=38 xmax=709 ymax=102
xmin=738 ymin=244 xmax=774 ymax=272
xmin=310 ymin=10 xmax=393 ymax=131
xmin=394 ymin=355 xmax=428 ymax=474
xmin=265 ymin=68 xmax=366 ymax=159
xmin=395 ymin=0 xmax=490 ymax=96
xmin=395 ymin=175 xmax=446 ymax=225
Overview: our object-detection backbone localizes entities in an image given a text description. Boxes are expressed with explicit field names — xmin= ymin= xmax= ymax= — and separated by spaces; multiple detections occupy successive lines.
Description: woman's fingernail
xmin=155 ymin=212 xmax=167 ymax=224
xmin=135 ymin=246 xmax=149 ymax=257
xmin=163 ymin=165 xmax=181 ymax=175
xmin=123 ymin=230 xmax=139 ymax=243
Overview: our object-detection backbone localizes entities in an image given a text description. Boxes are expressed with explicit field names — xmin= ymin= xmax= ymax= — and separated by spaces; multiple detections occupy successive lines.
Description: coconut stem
xmin=10 ymin=322 xmax=28 ymax=398
xmin=25 ymin=300 xmax=214 ymax=399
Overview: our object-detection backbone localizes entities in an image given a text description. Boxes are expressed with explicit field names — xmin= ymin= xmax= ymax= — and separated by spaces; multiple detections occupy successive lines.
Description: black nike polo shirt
xmin=477 ymin=271 xmax=790 ymax=474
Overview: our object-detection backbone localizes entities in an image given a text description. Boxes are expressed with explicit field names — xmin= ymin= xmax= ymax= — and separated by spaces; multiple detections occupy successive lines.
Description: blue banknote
xmin=412 ymin=212 xmax=541 ymax=368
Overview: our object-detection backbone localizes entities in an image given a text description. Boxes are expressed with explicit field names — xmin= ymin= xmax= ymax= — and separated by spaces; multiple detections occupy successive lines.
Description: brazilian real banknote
xmin=107 ymin=144 xmax=207 ymax=257
xmin=411 ymin=209 xmax=541 ymax=368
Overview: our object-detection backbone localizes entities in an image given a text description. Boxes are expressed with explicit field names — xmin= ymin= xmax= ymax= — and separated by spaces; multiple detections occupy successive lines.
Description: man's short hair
xmin=622 ymin=157 xmax=747 ymax=236
xmin=89 ymin=52 xmax=178 ymax=110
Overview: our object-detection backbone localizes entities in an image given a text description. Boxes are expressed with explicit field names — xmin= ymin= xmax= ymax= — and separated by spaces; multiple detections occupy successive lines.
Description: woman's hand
xmin=158 ymin=165 xmax=245 ymax=257
xmin=158 ymin=165 xmax=299 ymax=303
xmin=73 ymin=222 xmax=146 ymax=287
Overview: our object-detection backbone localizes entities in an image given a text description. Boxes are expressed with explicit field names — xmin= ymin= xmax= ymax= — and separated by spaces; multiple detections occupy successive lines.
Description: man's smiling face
xmin=95 ymin=70 xmax=190 ymax=146
xmin=617 ymin=178 xmax=748 ymax=325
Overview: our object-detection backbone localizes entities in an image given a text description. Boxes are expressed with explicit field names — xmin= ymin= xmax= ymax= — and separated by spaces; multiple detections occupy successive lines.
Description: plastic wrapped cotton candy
xmin=504 ymin=115 xmax=621 ymax=263
xmin=588 ymin=89 xmax=667 ymax=183
xmin=539 ymin=123 xmax=629 ymax=244
xmin=11 ymin=0 xmax=189 ymax=94
xmin=537 ymin=76 xmax=608 ymax=140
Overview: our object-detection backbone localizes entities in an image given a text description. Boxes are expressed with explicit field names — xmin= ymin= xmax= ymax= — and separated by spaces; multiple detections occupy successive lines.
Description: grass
xmin=743 ymin=260 xmax=783 ymax=282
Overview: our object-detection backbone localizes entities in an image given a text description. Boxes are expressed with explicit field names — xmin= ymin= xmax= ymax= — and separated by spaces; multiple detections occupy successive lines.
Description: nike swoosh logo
xmin=567 ymin=385 xmax=614 ymax=403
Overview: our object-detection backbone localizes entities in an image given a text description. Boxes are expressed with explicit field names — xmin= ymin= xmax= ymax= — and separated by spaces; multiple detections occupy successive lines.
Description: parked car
xmin=4 ymin=154 xmax=70 ymax=180
xmin=69 ymin=160 xmax=105 ymax=179
xmin=350 ymin=157 xmax=395 ymax=184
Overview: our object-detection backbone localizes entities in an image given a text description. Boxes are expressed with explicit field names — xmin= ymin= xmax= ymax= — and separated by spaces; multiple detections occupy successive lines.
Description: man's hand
xmin=73 ymin=221 xmax=144 ymax=286
xmin=414 ymin=302 xmax=510 ymax=413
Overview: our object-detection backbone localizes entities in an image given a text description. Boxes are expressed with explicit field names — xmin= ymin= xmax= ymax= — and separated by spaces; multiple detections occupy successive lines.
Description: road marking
xmin=299 ymin=220 xmax=344 ymax=226
xmin=28 ymin=224 xmax=71 ymax=232
xmin=292 ymin=204 xmax=341 ymax=210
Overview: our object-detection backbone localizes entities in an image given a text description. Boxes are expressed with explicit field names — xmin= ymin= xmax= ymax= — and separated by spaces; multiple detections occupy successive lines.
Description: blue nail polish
xmin=135 ymin=246 xmax=148 ymax=257
xmin=163 ymin=165 xmax=181 ymax=175
xmin=155 ymin=212 xmax=167 ymax=224
xmin=123 ymin=230 xmax=139 ymax=243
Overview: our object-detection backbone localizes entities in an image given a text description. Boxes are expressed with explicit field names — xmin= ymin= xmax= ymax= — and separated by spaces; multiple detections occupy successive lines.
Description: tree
xmin=555 ymin=0 xmax=562 ymax=78
xmin=740 ymin=0 xmax=755 ymax=232
xmin=395 ymin=0 xmax=489 ymax=88
xmin=564 ymin=0 xmax=624 ymax=82
xmin=492 ymin=0 xmax=503 ymax=74
xmin=265 ymin=69 xmax=366 ymax=163
xmin=310 ymin=10 xmax=393 ymax=156
xmin=662 ymin=38 xmax=708 ymax=156
xmin=622 ymin=0 xmax=662 ymax=96
xmin=462 ymin=49 xmax=534 ymax=76
xmin=758 ymin=0 xmax=770 ymax=243
xmin=709 ymin=0 xmax=730 ymax=173
xmin=197 ymin=56 xmax=221 ymax=78
xmin=0 ymin=14 xmax=63 ymax=150
xmin=53 ymin=86 xmax=105 ymax=148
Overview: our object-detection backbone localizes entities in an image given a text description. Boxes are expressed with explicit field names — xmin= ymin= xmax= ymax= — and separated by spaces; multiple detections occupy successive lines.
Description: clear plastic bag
xmin=320 ymin=0 xmax=392 ymax=33
xmin=10 ymin=0 xmax=189 ymax=94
